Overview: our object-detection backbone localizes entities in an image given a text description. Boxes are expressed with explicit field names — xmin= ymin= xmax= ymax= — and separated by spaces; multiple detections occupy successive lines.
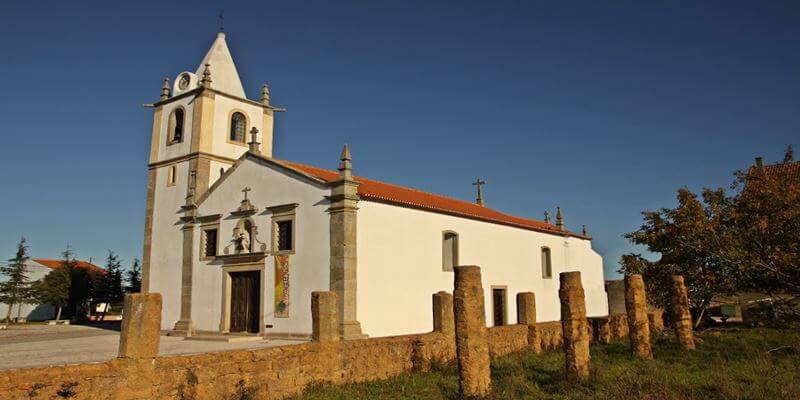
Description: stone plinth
xmin=624 ymin=274 xmax=653 ymax=359
xmin=670 ymin=275 xmax=695 ymax=350
xmin=433 ymin=291 xmax=454 ymax=336
xmin=559 ymin=272 xmax=590 ymax=379
xmin=453 ymin=266 xmax=491 ymax=397
xmin=118 ymin=293 xmax=162 ymax=359
xmin=312 ymin=291 xmax=340 ymax=343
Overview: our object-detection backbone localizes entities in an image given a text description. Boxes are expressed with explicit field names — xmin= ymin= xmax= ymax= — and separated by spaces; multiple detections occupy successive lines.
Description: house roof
xmin=32 ymin=258 xmax=105 ymax=274
xmin=276 ymin=159 xmax=587 ymax=239
xmin=763 ymin=160 xmax=800 ymax=181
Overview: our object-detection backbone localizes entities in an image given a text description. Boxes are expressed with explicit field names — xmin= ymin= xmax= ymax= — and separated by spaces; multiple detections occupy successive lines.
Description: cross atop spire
xmin=218 ymin=10 xmax=225 ymax=32
xmin=472 ymin=179 xmax=486 ymax=206
xmin=241 ymin=187 xmax=251 ymax=201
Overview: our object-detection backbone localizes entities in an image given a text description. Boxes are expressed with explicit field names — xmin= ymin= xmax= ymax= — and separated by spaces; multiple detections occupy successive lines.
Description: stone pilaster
xmin=328 ymin=145 xmax=363 ymax=339
xmin=171 ymin=218 xmax=195 ymax=336
xmin=453 ymin=266 xmax=491 ymax=397
xmin=624 ymin=274 xmax=653 ymax=359
xmin=118 ymin=293 xmax=162 ymax=359
xmin=670 ymin=275 xmax=695 ymax=350
xmin=141 ymin=169 xmax=156 ymax=293
xmin=433 ymin=291 xmax=454 ymax=336
xmin=311 ymin=291 xmax=339 ymax=343
xmin=559 ymin=271 xmax=590 ymax=379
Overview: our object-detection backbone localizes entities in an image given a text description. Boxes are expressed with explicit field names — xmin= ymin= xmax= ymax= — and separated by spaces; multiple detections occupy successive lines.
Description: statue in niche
xmin=233 ymin=219 xmax=253 ymax=254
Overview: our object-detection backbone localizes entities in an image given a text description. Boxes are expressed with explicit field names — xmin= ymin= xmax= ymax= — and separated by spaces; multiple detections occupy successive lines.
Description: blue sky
xmin=0 ymin=1 xmax=797 ymax=276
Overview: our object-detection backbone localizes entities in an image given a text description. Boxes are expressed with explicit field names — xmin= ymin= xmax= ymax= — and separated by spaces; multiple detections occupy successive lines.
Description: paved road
xmin=0 ymin=324 xmax=304 ymax=371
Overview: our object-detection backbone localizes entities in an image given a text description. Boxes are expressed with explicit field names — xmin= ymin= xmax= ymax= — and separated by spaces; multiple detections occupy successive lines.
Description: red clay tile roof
xmin=279 ymin=160 xmax=586 ymax=238
xmin=33 ymin=258 xmax=105 ymax=274
xmin=763 ymin=161 xmax=800 ymax=181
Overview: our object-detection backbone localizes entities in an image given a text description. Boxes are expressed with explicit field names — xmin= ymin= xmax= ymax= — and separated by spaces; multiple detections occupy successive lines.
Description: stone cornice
xmin=150 ymin=87 xmax=285 ymax=112
xmin=148 ymin=152 xmax=237 ymax=169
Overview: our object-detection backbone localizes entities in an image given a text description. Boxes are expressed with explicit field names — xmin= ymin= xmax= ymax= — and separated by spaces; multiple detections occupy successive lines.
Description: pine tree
xmin=1 ymin=237 xmax=33 ymax=323
xmin=95 ymin=251 xmax=125 ymax=320
xmin=35 ymin=249 xmax=73 ymax=322
xmin=126 ymin=258 xmax=142 ymax=293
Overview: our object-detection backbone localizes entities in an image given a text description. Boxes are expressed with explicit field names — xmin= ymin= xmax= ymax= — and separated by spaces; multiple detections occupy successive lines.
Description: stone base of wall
xmin=0 ymin=318 xmax=628 ymax=400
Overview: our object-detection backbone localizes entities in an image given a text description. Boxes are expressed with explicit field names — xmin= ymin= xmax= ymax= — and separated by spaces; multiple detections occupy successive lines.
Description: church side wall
xmin=147 ymin=163 xmax=191 ymax=330
xmin=195 ymin=159 xmax=331 ymax=335
xmin=357 ymin=201 xmax=608 ymax=338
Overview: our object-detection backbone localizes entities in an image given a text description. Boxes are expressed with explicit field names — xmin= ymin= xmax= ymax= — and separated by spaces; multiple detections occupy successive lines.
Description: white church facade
xmin=142 ymin=32 xmax=608 ymax=339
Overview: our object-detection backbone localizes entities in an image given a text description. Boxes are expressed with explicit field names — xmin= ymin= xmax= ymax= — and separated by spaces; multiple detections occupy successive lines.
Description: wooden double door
xmin=230 ymin=271 xmax=261 ymax=333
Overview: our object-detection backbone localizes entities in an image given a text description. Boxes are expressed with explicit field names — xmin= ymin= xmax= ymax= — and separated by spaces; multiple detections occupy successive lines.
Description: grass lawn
xmin=291 ymin=328 xmax=800 ymax=400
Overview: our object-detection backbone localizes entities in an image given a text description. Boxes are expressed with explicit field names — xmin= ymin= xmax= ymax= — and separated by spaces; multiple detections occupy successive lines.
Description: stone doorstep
xmin=184 ymin=334 xmax=268 ymax=343
xmin=46 ymin=320 xmax=71 ymax=325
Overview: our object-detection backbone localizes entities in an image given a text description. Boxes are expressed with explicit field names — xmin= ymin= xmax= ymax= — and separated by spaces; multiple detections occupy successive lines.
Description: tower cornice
xmin=148 ymin=87 xmax=285 ymax=112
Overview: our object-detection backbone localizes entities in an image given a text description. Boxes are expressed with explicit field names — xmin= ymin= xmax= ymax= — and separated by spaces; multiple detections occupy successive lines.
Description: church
xmin=142 ymin=32 xmax=608 ymax=339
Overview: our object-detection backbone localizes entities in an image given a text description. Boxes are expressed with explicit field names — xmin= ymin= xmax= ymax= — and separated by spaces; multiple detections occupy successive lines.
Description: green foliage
xmin=0 ymin=237 xmax=34 ymax=322
xmin=94 ymin=251 xmax=125 ymax=310
xmin=34 ymin=251 xmax=72 ymax=313
xmin=621 ymin=148 xmax=800 ymax=324
xmin=126 ymin=258 xmax=141 ymax=293
xmin=289 ymin=329 xmax=800 ymax=400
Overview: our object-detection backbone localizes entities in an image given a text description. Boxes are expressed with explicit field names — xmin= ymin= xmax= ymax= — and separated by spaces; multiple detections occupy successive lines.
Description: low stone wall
xmin=0 ymin=316 xmax=630 ymax=400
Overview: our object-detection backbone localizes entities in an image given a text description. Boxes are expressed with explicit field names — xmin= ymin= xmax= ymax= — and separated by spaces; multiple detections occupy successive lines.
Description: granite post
xmin=624 ymin=274 xmax=653 ymax=359
xmin=670 ymin=275 xmax=695 ymax=350
xmin=312 ymin=291 xmax=340 ymax=343
xmin=453 ymin=266 xmax=491 ymax=397
xmin=118 ymin=293 xmax=162 ymax=359
xmin=559 ymin=272 xmax=590 ymax=379
xmin=516 ymin=292 xmax=541 ymax=353
xmin=433 ymin=291 xmax=455 ymax=336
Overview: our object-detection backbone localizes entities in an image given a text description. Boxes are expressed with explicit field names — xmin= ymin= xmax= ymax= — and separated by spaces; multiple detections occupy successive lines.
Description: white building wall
xmin=157 ymin=97 xmax=195 ymax=161
xmin=0 ymin=262 xmax=54 ymax=321
xmin=210 ymin=96 xmax=267 ymax=160
xmin=357 ymin=201 xmax=608 ymax=338
xmin=148 ymin=162 xmax=191 ymax=330
xmin=193 ymin=159 xmax=331 ymax=335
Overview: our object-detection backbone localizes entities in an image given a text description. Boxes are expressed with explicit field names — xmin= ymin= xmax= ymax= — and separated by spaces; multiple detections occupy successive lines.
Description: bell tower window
xmin=167 ymin=108 xmax=184 ymax=144
xmin=229 ymin=112 xmax=246 ymax=143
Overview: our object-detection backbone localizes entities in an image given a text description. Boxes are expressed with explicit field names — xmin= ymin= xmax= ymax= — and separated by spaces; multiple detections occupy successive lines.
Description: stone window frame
xmin=167 ymin=165 xmax=177 ymax=187
xmin=200 ymin=222 xmax=220 ymax=261
xmin=442 ymin=230 xmax=459 ymax=272
xmin=491 ymin=285 xmax=508 ymax=326
xmin=541 ymin=246 xmax=552 ymax=279
xmin=227 ymin=109 xmax=249 ymax=147
xmin=268 ymin=203 xmax=298 ymax=255
xmin=166 ymin=106 xmax=186 ymax=146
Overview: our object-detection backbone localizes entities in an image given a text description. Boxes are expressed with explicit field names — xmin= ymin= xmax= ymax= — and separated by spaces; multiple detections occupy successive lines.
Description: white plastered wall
xmin=193 ymin=158 xmax=331 ymax=334
xmin=357 ymin=201 xmax=608 ymax=338
xmin=148 ymin=162 xmax=192 ymax=330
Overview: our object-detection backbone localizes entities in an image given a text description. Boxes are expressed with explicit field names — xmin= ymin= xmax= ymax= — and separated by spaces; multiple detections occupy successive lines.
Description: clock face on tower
xmin=178 ymin=73 xmax=191 ymax=90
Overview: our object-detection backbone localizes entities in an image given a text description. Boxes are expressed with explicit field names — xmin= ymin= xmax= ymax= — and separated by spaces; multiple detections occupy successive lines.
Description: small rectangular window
xmin=167 ymin=165 xmax=177 ymax=186
xmin=276 ymin=220 xmax=293 ymax=251
xmin=442 ymin=232 xmax=458 ymax=271
xmin=541 ymin=247 xmax=552 ymax=279
xmin=203 ymin=228 xmax=218 ymax=258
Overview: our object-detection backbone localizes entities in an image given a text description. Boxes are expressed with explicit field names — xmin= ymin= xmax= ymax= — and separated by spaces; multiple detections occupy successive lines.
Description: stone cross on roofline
xmin=472 ymin=178 xmax=486 ymax=206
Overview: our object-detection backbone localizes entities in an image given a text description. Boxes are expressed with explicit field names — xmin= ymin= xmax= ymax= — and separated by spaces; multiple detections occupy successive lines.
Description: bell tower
xmin=141 ymin=32 xmax=283 ymax=306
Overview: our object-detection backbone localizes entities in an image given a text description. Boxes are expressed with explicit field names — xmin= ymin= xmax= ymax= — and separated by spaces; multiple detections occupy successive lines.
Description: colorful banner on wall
xmin=275 ymin=254 xmax=290 ymax=318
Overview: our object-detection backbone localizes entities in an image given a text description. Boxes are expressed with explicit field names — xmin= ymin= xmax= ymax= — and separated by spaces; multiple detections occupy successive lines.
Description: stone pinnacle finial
xmin=338 ymin=144 xmax=353 ymax=179
xmin=261 ymin=84 xmax=271 ymax=105
xmin=248 ymin=127 xmax=261 ymax=154
xmin=160 ymin=78 xmax=170 ymax=101
xmin=201 ymin=63 xmax=212 ymax=87
xmin=556 ymin=206 xmax=564 ymax=231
